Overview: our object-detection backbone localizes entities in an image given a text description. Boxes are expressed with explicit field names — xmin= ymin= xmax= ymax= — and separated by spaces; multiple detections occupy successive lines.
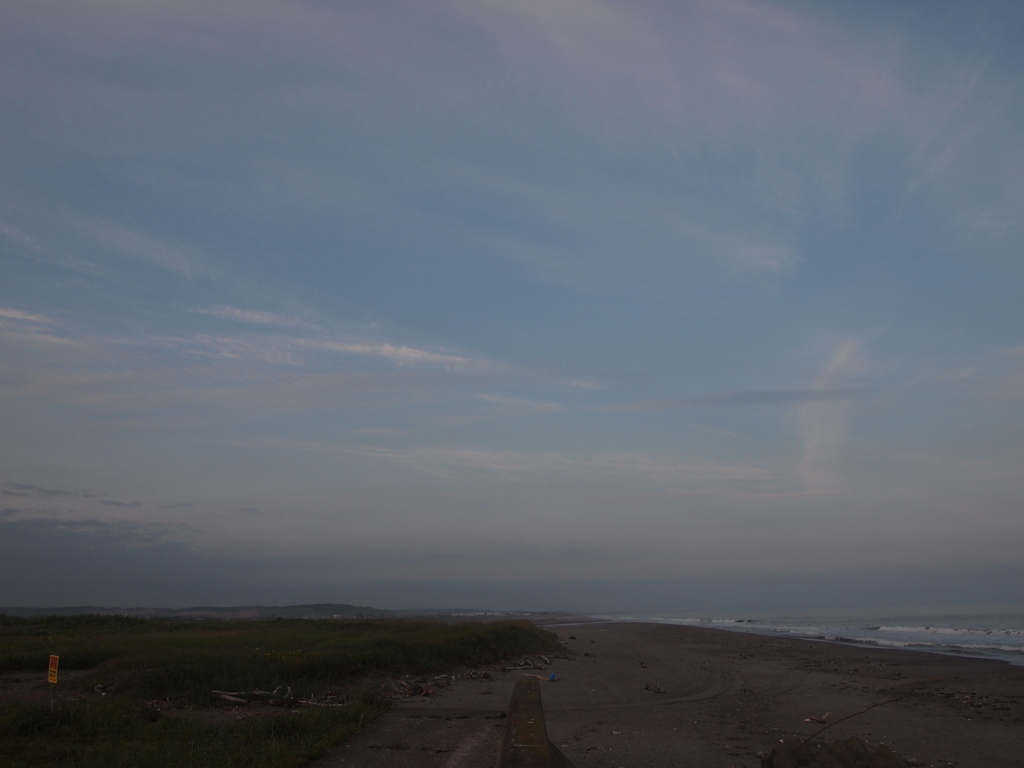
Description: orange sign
xmin=48 ymin=655 xmax=59 ymax=684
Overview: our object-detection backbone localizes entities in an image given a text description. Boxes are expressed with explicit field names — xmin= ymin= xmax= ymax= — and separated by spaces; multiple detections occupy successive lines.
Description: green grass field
xmin=0 ymin=615 xmax=562 ymax=768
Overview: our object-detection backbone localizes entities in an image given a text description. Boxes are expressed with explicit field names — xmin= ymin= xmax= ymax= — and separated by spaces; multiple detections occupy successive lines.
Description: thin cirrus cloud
xmin=795 ymin=340 xmax=865 ymax=496
xmin=75 ymin=219 xmax=212 ymax=280
xmin=299 ymin=339 xmax=472 ymax=367
xmin=0 ymin=308 xmax=55 ymax=325
xmin=588 ymin=454 xmax=773 ymax=484
xmin=0 ymin=307 xmax=76 ymax=349
xmin=195 ymin=306 xmax=314 ymax=329
xmin=325 ymin=445 xmax=549 ymax=478
xmin=334 ymin=444 xmax=774 ymax=492
xmin=475 ymin=394 xmax=561 ymax=416
xmin=622 ymin=387 xmax=867 ymax=410
xmin=2 ymin=483 xmax=96 ymax=500
xmin=436 ymin=0 xmax=1018 ymax=281
xmin=0 ymin=484 xmax=144 ymax=512
xmin=0 ymin=304 xmax=474 ymax=375
xmin=0 ymin=515 xmax=194 ymax=547
xmin=186 ymin=310 xmax=477 ymax=368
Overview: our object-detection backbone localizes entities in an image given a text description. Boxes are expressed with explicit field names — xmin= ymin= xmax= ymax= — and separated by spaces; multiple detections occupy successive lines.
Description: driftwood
xmin=215 ymin=693 xmax=248 ymax=703
xmin=210 ymin=685 xmax=348 ymax=708
xmin=799 ymin=698 xmax=902 ymax=747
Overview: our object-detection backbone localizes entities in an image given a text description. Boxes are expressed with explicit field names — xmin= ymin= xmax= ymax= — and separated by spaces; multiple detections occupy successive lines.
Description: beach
xmin=309 ymin=620 xmax=1024 ymax=768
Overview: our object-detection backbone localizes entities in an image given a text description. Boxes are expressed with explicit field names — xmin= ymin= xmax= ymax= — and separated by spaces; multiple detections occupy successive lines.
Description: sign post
xmin=48 ymin=655 xmax=59 ymax=712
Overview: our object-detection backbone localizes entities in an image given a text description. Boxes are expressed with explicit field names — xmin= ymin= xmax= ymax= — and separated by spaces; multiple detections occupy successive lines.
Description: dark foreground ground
xmin=308 ymin=620 xmax=1024 ymax=768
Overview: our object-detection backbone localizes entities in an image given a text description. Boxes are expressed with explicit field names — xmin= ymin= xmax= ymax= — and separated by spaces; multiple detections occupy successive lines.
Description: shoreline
xmin=602 ymin=618 xmax=1024 ymax=668
xmin=568 ymin=611 xmax=1024 ymax=668
xmin=311 ymin=620 xmax=1024 ymax=768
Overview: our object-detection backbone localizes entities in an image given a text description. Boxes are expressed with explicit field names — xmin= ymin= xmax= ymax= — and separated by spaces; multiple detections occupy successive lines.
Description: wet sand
xmin=309 ymin=620 xmax=1024 ymax=768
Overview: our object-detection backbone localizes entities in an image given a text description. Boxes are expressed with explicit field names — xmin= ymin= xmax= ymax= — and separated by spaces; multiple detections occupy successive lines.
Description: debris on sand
xmin=761 ymin=736 xmax=913 ymax=768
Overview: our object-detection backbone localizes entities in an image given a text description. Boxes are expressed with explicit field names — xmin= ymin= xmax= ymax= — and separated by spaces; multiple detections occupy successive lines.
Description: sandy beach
xmin=309 ymin=619 xmax=1024 ymax=768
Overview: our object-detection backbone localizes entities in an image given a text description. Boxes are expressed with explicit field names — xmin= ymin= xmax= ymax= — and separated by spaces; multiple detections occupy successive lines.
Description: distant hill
xmin=0 ymin=603 xmax=391 ymax=620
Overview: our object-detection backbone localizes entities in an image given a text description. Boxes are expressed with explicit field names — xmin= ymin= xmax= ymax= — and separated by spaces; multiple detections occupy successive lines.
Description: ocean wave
xmin=619 ymin=614 xmax=1024 ymax=666
xmin=847 ymin=636 xmax=1024 ymax=654
xmin=873 ymin=625 xmax=1024 ymax=637
xmin=640 ymin=616 xmax=759 ymax=627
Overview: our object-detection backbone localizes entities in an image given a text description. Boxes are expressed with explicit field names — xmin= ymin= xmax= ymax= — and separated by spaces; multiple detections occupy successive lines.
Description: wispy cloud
xmin=564 ymin=379 xmax=604 ymax=390
xmin=184 ymin=335 xmax=300 ymax=365
xmin=1 ymin=483 xmax=169 ymax=520
xmin=76 ymin=219 xmax=210 ymax=279
xmin=798 ymin=340 xmax=865 ymax=495
xmin=182 ymin=333 xmax=477 ymax=368
xmin=333 ymin=443 xmax=778 ymax=493
xmin=0 ymin=308 xmax=56 ymax=325
xmin=0 ymin=220 xmax=46 ymax=254
xmin=98 ymin=499 xmax=143 ymax=508
xmin=0 ymin=329 xmax=78 ymax=349
xmin=195 ymin=306 xmax=314 ymax=329
xmin=0 ymin=307 xmax=76 ymax=348
xmin=476 ymin=394 xmax=561 ymax=416
xmin=587 ymin=453 xmax=775 ymax=487
xmin=414 ymin=0 xmax=1021 ymax=291
xmin=3 ymin=483 xmax=97 ymax=500
xmin=623 ymin=387 xmax=866 ymax=410
xmin=334 ymin=445 xmax=554 ymax=479
xmin=300 ymin=339 xmax=471 ymax=367
xmin=0 ymin=514 xmax=195 ymax=548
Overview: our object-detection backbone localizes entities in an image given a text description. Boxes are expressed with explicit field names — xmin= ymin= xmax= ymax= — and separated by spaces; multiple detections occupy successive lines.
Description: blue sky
xmin=2 ymin=0 xmax=1023 ymax=612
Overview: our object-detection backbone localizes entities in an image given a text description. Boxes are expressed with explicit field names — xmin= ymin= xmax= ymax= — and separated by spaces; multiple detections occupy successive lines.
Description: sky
xmin=2 ymin=0 xmax=1023 ymax=613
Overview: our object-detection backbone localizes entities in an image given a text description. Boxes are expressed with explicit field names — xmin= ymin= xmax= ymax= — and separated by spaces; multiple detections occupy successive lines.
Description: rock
xmin=869 ymin=744 xmax=911 ymax=768
xmin=827 ymin=738 xmax=858 ymax=768
xmin=842 ymin=736 xmax=871 ymax=764
xmin=768 ymin=740 xmax=799 ymax=768
xmin=809 ymin=753 xmax=843 ymax=768
xmin=772 ymin=750 xmax=800 ymax=768
xmin=763 ymin=737 xmax=909 ymax=768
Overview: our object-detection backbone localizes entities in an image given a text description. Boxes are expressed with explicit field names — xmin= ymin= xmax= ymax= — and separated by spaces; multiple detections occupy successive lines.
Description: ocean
xmin=603 ymin=604 xmax=1024 ymax=666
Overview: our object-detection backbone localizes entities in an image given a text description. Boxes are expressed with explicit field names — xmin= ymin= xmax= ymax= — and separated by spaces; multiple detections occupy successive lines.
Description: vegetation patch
xmin=0 ymin=615 xmax=561 ymax=767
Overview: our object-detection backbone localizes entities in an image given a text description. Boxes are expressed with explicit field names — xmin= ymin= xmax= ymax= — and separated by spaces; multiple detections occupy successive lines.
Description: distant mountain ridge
xmin=0 ymin=603 xmax=391 ymax=619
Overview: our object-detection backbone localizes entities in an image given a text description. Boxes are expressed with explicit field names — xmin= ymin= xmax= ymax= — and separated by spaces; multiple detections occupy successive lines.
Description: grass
xmin=0 ymin=615 xmax=562 ymax=767
xmin=3 ymin=694 xmax=385 ymax=768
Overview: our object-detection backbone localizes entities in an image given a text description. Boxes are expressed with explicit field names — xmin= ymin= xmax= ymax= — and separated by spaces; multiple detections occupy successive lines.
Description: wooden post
xmin=48 ymin=655 xmax=59 ymax=712
xmin=497 ymin=677 xmax=575 ymax=768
